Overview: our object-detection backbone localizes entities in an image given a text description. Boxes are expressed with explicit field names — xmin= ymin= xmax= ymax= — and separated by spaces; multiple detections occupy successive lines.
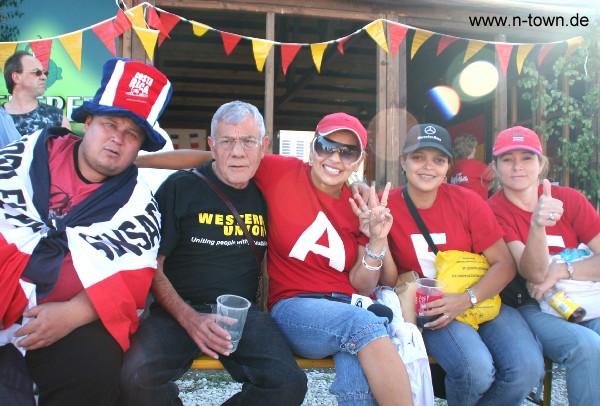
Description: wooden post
xmin=493 ymin=34 xmax=508 ymax=143
xmin=264 ymin=12 xmax=275 ymax=153
xmin=374 ymin=15 xmax=406 ymax=188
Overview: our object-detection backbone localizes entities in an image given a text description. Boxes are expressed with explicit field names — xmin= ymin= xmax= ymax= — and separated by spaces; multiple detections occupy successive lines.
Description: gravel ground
xmin=178 ymin=368 xmax=568 ymax=405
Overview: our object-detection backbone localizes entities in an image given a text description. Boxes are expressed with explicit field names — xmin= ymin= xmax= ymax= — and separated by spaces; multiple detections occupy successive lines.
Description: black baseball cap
xmin=402 ymin=124 xmax=453 ymax=159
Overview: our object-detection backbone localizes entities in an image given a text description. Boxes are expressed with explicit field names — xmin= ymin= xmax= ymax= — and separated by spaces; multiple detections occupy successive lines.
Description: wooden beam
xmin=265 ymin=12 xmax=275 ymax=153
xmin=493 ymin=34 xmax=508 ymax=149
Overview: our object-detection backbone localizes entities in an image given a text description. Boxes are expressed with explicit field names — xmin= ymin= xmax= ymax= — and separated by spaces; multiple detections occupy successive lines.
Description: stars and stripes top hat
xmin=72 ymin=58 xmax=172 ymax=152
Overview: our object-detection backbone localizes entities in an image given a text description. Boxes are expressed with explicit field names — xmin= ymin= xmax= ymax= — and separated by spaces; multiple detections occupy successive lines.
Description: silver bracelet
xmin=362 ymin=255 xmax=383 ymax=271
xmin=365 ymin=243 xmax=387 ymax=261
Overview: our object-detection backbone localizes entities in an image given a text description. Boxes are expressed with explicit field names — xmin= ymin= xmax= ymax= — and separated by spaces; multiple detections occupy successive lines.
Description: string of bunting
xmin=0 ymin=1 xmax=584 ymax=78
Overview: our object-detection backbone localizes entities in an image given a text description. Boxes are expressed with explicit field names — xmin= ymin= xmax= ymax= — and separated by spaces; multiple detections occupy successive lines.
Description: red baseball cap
xmin=316 ymin=112 xmax=367 ymax=150
xmin=493 ymin=126 xmax=542 ymax=156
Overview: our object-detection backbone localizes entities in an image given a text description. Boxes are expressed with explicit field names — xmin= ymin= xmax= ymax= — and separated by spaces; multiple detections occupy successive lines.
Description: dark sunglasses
xmin=28 ymin=69 xmax=49 ymax=77
xmin=312 ymin=136 xmax=363 ymax=165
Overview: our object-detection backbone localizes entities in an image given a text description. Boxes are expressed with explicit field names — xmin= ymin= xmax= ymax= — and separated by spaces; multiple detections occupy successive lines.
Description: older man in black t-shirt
xmin=119 ymin=101 xmax=307 ymax=406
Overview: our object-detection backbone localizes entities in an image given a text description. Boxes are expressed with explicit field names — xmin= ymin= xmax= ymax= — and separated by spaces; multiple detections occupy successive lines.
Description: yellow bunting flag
xmin=516 ymin=44 xmax=534 ymax=74
xmin=126 ymin=5 xmax=146 ymax=28
xmin=0 ymin=42 xmax=17 ymax=71
xmin=411 ymin=30 xmax=434 ymax=59
xmin=251 ymin=39 xmax=273 ymax=72
xmin=58 ymin=31 xmax=83 ymax=70
xmin=133 ymin=27 xmax=159 ymax=62
xmin=464 ymin=40 xmax=487 ymax=63
xmin=191 ymin=21 xmax=211 ymax=37
xmin=565 ymin=36 xmax=583 ymax=58
xmin=365 ymin=20 xmax=388 ymax=53
xmin=310 ymin=42 xmax=329 ymax=73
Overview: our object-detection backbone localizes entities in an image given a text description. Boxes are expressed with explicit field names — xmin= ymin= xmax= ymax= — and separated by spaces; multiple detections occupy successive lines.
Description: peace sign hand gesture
xmin=350 ymin=182 xmax=393 ymax=239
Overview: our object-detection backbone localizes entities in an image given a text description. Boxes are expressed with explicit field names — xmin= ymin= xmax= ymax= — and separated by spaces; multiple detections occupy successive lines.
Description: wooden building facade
xmin=121 ymin=0 xmax=595 ymax=187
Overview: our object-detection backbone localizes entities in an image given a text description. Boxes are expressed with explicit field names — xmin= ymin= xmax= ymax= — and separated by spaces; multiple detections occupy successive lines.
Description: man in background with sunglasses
xmin=2 ymin=50 xmax=70 ymax=136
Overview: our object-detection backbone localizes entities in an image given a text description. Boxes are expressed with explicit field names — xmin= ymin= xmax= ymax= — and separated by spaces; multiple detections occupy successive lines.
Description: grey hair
xmin=210 ymin=101 xmax=266 ymax=140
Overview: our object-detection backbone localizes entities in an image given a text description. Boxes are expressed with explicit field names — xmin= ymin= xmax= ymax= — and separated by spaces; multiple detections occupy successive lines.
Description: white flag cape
xmin=0 ymin=128 xmax=159 ymax=351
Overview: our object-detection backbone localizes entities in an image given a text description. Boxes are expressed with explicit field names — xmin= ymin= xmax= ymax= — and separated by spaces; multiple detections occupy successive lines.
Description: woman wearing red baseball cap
xmin=488 ymin=126 xmax=600 ymax=406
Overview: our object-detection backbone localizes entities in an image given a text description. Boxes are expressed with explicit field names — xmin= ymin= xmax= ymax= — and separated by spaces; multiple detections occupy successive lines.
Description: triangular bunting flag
xmin=388 ymin=21 xmax=409 ymax=57
xmin=565 ymin=37 xmax=583 ymax=58
xmin=126 ymin=6 xmax=146 ymax=28
xmin=337 ymin=35 xmax=351 ymax=55
xmin=281 ymin=43 xmax=302 ymax=75
xmin=0 ymin=43 xmax=18 ymax=72
xmin=58 ymin=31 xmax=83 ymax=70
xmin=29 ymin=39 xmax=53 ymax=70
xmin=251 ymin=39 xmax=274 ymax=72
xmin=437 ymin=35 xmax=459 ymax=56
xmin=495 ymin=43 xmax=513 ymax=77
xmin=464 ymin=40 xmax=487 ymax=63
xmin=516 ymin=44 xmax=534 ymax=74
xmin=157 ymin=11 xmax=181 ymax=47
xmin=221 ymin=32 xmax=242 ymax=55
xmin=147 ymin=7 xmax=166 ymax=35
xmin=113 ymin=8 xmax=132 ymax=37
xmin=410 ymin=30 xmax=434 ymax=59
xmin=310 ymin=42 xmax=328 ymax=73
xmin=133 ymin=27 xmax=159 ymax=62
xmin=537 ymin=43 xmax=557 ymax=66
xmin=92 ymin=19 xmax=117 ymax=57
xmin=365 ymin=20 xmax=388 ymax=53
xmin=191 ymin=21 xmax=211 ymax=37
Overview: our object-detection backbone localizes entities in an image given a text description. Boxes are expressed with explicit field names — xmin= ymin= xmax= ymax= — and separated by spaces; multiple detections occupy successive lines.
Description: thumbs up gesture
xmin=533 ymin=179 xmax=564 ymax=227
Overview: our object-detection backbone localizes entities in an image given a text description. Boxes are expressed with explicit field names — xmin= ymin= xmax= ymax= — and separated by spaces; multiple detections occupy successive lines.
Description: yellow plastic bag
xmin=434 ymin=250 xmax=501 ymax=330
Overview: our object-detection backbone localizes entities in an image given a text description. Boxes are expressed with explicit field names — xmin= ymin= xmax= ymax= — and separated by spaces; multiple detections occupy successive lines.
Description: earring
xmin=309 ymin=159 xmax=314 ymax=166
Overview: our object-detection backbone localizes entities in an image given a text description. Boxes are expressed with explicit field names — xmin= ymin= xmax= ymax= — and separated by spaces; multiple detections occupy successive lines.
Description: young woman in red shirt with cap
xmin=487 ymin=126 xmax=600 ymax=406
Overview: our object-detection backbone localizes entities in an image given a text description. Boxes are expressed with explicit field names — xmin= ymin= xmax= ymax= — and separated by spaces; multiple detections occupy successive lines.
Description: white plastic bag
xmin=375 ymin=287 xmax=434 ymax=406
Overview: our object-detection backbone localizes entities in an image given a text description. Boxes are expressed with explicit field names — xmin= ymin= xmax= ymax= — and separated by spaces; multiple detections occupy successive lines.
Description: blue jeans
xmin=270 ymin=295 xmax=390 ymax=406
xmin=119 ymin=304 xmax=307 ymax=406
xmin=423 ymin=304 xmax=544 ymax=406
xmin=518 ymin=302 xmax=600 ymax=406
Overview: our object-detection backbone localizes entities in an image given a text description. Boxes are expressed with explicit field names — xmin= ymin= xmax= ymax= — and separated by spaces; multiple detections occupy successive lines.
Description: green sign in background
xmin=1 ymin=0 xmax=119 ymax=133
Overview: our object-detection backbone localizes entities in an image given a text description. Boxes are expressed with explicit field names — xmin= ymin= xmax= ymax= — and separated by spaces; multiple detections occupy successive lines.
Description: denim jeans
xmin=518 ymin=302 xmax=600 ymax=406
xmin=423 ymin=304 xmax=544 ymax=406
xmin=270 ymin=295 xmax=390 ymax=406
xmin=119 ymin=304 xmax=307 ymax=406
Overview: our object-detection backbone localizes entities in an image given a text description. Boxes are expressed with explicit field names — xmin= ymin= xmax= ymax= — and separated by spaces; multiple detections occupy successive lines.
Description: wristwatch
xmin=466 ymin=288 xmax=478 ymax=308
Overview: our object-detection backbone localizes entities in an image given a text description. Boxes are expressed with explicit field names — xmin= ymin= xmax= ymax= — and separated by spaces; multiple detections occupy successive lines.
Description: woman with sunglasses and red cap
xmin=487 ymin=126 xmax=600 ymax=406
xmin=369 ymin=123 xmax=544 ymax=405
xmin=136 ymin=110 xmax=414 ymax=406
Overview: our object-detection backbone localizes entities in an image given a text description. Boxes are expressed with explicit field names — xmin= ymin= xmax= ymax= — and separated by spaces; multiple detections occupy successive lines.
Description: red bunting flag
xmin=337 ymin=35 xmax=351 ymax=55
xmin=29 ymin=39 xmax=53 ymax=70
xmin=437 ymin=35 xmax=459 ymax=56
xmin=157 ymin=12 xmax=181 ymax=46
xmin=281 ymin=43 xmax=302 ymax=75
xmin=538 ymin=43 xmax=557 ymax=66
xmin=388 ymin=22 xmax=409 ymax=57
xmin=92 ymin=19 xmax=117 ymax=56
xmin=221 ymin=32 xmax=242 ymax=55
xmin=147 ymin=7 xmax=165 ymax=33
xmin=495 ymin=43 xmax=513 ymax=77
xmin=113 ymin=9 xmax=132 ymax=37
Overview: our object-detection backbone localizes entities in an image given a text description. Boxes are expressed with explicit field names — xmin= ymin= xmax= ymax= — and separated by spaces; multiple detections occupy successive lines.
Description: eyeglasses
xmin=312 ymin=136 xmax=363 ymax=165
xmin=213 ymin=136 xmax=261 ymax=150
xmin=28 ymin=69 xmax=49 ymax=77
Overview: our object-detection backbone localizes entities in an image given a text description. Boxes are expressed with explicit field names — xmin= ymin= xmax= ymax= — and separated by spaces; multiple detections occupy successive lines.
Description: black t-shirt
xmin=155 ymin=161 xmax=267 ymax=304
